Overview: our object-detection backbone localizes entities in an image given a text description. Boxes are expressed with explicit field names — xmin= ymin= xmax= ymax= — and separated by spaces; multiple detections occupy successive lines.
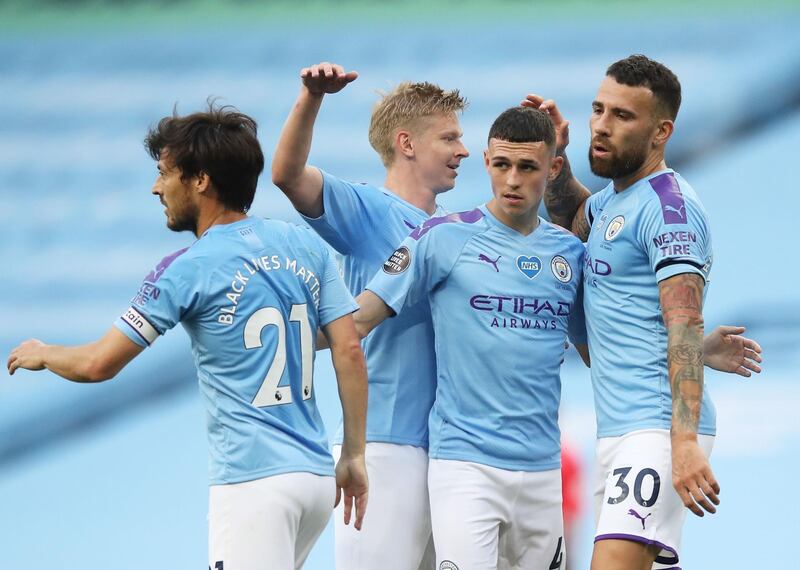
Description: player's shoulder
xmin=141 ymin=245 xmax=192 ymax=285
xmin=320 ymin=169 xmax=382 ymax=198
xmin=639 ymin=170 xmax=708 ymax=223
xmin=408 ymin=207 xmax=488 ymax=242
xmin=541 ymin=219 xmax=585 ymax=254
xmin=587 ymin=182 xmax=615 ymax=209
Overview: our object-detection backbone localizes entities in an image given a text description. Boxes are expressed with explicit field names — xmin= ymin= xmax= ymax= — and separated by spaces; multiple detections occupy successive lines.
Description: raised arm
xmin=271 ymin=62 xmax=358 ymax=218
xmin=522 ymin=94 xmax=592 ymax=240
xmin=321 ymin=313 xmax=369 ymax=530
xmin=7 ymin=327 xmax=144 ymax=382
xmin=658 ymin=273 xmax=720 ymax=517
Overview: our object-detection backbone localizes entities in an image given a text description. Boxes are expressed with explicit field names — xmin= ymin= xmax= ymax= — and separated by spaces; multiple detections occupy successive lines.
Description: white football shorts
xmin=208 ymin=471 xmax=335 ymax=570
xmin=594 ymin=428 xmax=715 ymax=568
xmin=429 ymin=459 xmax=565 ymax=570
xmin=333 ymin=442 xmax=435 ymax=570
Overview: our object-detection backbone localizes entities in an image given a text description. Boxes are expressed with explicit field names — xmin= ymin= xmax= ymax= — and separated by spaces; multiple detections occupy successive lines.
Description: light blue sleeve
xmin=365 ymin=227 xmax=459 ymax=316
xmin=584 ymin=190 xmax=603 ymax=227
xmin=317 ymin=245 xmax=359 ymax=326
xmin=113 ymin=255 xmax=196 ymax=347
xmin=638 ymin=197 xmax=711 ymax=283
xmin=567 ymin=251 xmax=588 ymax=346
xmin=300 ymin=170 xmax=386 ymax=255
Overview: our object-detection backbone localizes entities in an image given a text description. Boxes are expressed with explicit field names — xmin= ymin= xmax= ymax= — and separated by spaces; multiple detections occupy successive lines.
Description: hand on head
xmin=521 ymin=94 xmax=569 ymax=152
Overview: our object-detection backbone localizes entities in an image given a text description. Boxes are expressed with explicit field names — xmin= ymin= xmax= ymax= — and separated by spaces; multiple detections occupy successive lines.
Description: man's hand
xmin=7 ymin=339 xmax=47 ymax=375
xmin=301 ymin=62 xmax=358 ymax=96
xmin=703 ymin=325 xmax=762 ymax=377
xmin=672 ymin=436 xmax=720 ymax=517
xmin=522 ymin=94 xmax=569 ymax=152
xmin=335 ymin=452 xmax=369 ymax=530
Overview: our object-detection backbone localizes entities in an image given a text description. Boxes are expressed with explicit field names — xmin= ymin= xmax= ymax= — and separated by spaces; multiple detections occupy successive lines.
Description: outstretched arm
xmin=271 ymin=62 xmax=358 ymax=218
xmin=7 ymin=327 xmax=144 ymax=382
xmin=522 ymin=94 xmax=592 ymax=240
xmin=659 ymin=273 xmax=720 ymax=517
xmin=352 ymin=290 xmax=394 ymax=339
xmin=703 ymin=325 xmax=763 ymax=377
xmin=322 ymin=314 xmax=369 ymax=530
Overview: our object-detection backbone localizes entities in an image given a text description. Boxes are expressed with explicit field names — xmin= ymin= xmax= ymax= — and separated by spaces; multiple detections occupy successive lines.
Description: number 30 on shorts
xmin=244 ymin=304 xmax=314 ymax=408
xmin=607 ymin=467 xmax=661 ymax=508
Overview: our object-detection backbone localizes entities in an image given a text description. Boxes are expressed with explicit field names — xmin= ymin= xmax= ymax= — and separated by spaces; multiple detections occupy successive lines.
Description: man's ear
xmin=194 ymin=171 xmax=212 ymax=195
xmin=396 ymin=130 xmax=415 ymax=159
xmin=653 ymin=119 xmax=674 ymax=149
xmin=548 ymin=155 xmax=564 ymax=181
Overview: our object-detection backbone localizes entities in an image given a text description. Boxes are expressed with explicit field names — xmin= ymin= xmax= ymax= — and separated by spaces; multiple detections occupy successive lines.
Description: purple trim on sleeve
xmin=144 ymin=247 xmax=190 ymax=283
xmin=409 ymin=208 xmax=484 ymax=240
xmin=595 ymin=533 xmax=679 ymax=565
xmin=649 ymin=172 xmax=687 ymax=225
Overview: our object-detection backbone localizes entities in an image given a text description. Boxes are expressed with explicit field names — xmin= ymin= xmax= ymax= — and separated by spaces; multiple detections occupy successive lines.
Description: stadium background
xmin=2 ymin=1 xmax=798 ymax=567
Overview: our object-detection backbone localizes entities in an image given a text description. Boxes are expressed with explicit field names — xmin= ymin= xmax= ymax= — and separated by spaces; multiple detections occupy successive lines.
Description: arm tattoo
xmin=544 ymin=149 xmax=590 ymax=230
xmin=572 ymin=205 xmax=591 ymax=243
xmin=659 ymin=274 xmax=705 ymax=435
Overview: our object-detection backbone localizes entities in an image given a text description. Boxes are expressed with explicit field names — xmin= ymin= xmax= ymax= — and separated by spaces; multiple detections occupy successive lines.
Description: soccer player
xmin=352 ymin=106 xmax=583 ymax=569
xmin=524 ymin=55 xmax=764 ymax=569
xmin=7 ymin=103 xmax=369 ymax=570
xmin=271 ymin=62 xmax=468 ymax=569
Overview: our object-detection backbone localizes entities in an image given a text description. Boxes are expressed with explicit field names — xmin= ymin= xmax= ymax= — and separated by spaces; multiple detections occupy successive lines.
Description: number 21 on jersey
xmin=244 ymin=304 xmax=313 ymax=408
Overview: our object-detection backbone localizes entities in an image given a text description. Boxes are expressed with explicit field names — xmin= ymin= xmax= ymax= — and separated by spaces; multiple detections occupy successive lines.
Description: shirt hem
xmin=332 ymin=434 xmax=428 ymax=449
xmin=429 ymin=451 xmax=560 ymax=472
xmin=209 ymin=464 xmax=334 ymax=486
xmin=596 ymin=423 xmax=717 ymax=438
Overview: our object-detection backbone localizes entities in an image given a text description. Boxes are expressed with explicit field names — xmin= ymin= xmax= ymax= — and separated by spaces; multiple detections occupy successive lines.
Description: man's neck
xmin=194 ymin=206 xmax=247 ymax=237
xmin=486 ymin=200 xmax=540 ymax=236
xmin=613 ymin=154 xmax=668 ymax=193
xmin=383 ymin=168 xmax=438 ymax=215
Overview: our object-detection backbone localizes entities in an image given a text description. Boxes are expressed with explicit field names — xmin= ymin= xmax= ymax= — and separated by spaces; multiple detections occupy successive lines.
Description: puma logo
xmin=664 ymin=204 xmax=685 ymax=219
xmin=478 ymin=253 xmax=501 ymax=272
xmin=627 ymin=509 xmax=652 ymax=530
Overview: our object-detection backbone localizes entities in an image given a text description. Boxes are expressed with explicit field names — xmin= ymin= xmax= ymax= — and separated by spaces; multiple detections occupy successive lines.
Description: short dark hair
xmin=144 ymin=100 xmax=265 ymax=213
xmin=487 ymin=107 xmax=555 ymax=148
xmin=606 ymin=55 xmax=682 ymax=121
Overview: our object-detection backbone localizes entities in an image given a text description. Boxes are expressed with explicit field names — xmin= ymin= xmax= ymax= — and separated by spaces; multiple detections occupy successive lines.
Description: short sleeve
xmin=567 ymin=280 xmax=587 ymax=347
xmin=300 ymin=170 xmax=387 ymax=255
xmin=317 ymin=246 xmax=358 ymax=326
xmin=585 ymin=191 xmax=603 ymax=227
xmin=638 ymin=186 xmax=711 ymax=284
xmin=365 ymin=227 xmax=458 ymax=316
xmin=113 ymin=250 xmax=196 ymax=347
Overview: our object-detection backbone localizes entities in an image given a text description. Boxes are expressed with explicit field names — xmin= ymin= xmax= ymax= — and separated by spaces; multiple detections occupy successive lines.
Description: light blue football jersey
xmin=301 ymin=170 xmax=443 ymax=448
xmin=367 ymin=205 xmax=586 ymax=471
xmin=583 ymin=169 xmax=716 ymax=438
xmin=114 ymin=218 xmax=357 ymax=485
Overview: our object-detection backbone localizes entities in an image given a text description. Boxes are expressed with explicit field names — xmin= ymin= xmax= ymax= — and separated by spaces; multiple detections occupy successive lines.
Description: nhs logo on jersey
xmin=516 ymin=256 xmax=542 ymax=279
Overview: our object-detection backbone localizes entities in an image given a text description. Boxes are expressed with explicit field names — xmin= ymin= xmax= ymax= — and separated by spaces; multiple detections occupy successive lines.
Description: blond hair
xmin=368 ymin=82 xmax=467 ymax=167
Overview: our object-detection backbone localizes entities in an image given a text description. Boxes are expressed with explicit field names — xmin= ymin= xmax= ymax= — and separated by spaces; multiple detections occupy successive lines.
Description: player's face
xmin=588 ymin=76 xmax=659 ymax=180
xmin=484 ymin=138 xmax=559 ymax=223
xmin=410 ymin=113 xmax=469 ymax=194
xmin=151 ymin=152 xmax=200 ymax=233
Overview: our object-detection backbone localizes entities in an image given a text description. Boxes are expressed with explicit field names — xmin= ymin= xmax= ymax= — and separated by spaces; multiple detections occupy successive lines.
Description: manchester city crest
xmin=551 ymin=255 xmax=572 ymax=283
xmin=604 ymin=215 xmax=625 ymax=241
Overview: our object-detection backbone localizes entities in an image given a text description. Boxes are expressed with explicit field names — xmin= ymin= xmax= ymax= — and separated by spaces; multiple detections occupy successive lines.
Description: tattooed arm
xmin=521 ymin=94 xmax=592 ymax=239
xmin=545 ymin=149 xmax=592 ymax=240
xmin=659 ymin=273 xmax=720 ymax=517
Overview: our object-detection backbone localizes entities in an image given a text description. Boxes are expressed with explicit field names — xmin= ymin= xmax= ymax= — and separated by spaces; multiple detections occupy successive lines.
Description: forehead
xmin=487 ymin=138 xmax=551 ymax=161
xmin=595 ymin=76 xmax=656 ymax=114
